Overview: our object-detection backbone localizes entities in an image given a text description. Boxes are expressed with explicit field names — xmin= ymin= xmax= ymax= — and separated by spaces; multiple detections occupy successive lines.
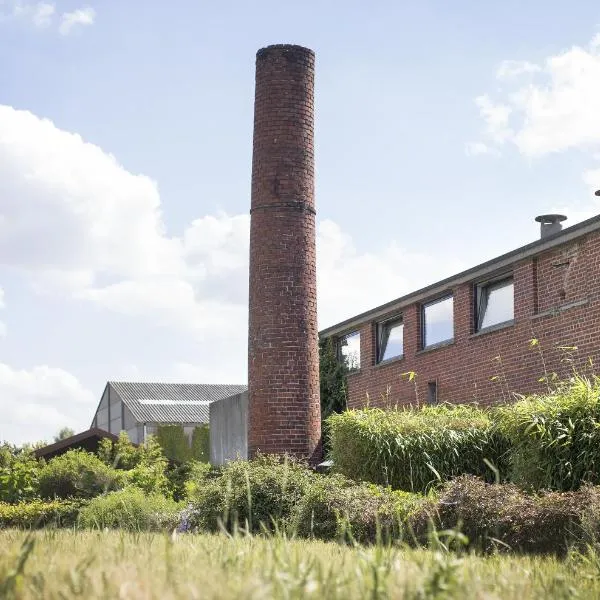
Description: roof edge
xmin=319 ymin=212 xmax=600 ymax=338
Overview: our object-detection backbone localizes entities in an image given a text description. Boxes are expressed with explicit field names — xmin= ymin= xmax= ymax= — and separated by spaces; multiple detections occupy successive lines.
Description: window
xmin=338 ymin=331 xmax=361 ymax=370
xmin=427 ymin=381 xmax=438 ymax=405
xmin=422 ymin=295 xmax=454 ymax=348
xmin=377 ymin=317 xmax=404 ymax=363
xmin=476 ymin=276 xmax=514 ymax=331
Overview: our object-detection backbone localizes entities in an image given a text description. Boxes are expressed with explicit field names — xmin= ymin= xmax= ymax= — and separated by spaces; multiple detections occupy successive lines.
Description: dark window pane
xmin=479 ymin=279 xmax=514 ymax=330
xmin=423 ymin=296 xmax=454 ymax=347
xmin=379 ymin=320 xmax=403 ymax=362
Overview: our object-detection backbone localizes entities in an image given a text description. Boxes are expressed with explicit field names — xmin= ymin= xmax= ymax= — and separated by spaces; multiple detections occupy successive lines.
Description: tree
xmin=319 ymin=337 xmax=348 ymax=419
xmin=319 ymin=337 xmax=348 ymax=455
xmin=54 ymin=427 xmax=75 ymax=443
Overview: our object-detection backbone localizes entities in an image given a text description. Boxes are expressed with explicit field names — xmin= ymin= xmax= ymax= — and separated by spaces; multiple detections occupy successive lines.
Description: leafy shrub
xmin=409 ymin=475 xmax=600 ymax=555
xmin=0 ymin=499 xmax=84 ymax=528
xmin=182 ymin=455 xmax=314 ymax=533
xmin=182 ymin=460 xmax=212 ymax=500
xmin=98 ymin=433 xmax=170 ymax=496
xmin=78 ymin=487 xmax=180 ymax=531
xmin=0 ymin=452 xmax=40 ymax=503
xmin=498 ymin=376 xmax=600 ymax=490
xmin=98 ymin=431 xmax=140 ymax=470
xmin=38 ymin=450 xmax=124 ymax=499
xmin=328 ymin=405 xmax=509 ymax=492
xmin=293 ymin=473 xmax=424 ymax=543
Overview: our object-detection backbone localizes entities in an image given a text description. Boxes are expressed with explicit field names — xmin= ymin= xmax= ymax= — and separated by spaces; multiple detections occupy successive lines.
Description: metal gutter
xmin=319 ymin=213 xmax=600 ymax=338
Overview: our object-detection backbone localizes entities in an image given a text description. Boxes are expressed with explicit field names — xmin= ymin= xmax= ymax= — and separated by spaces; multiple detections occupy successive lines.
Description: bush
xmin=409 ymin=475 xmax=600 ymax=555
xmin=293 ymin=473 xmax=424 ymax=544
xmin=78 ymin=487 xmax=180 ymax=531
xmin=182 ymin=455 xmax=314 ymax=534
xmin=0 ymin=452 xmax=40 ymax=503
xmin=0 ymin=499 xmax=84 ymax=528
xmin=182 ymin=460 xmax=212 ymax=500
xmin=328 ymin=405 xmax=510 ymax=492
xmin=498 ymin=376 xmax=600 ymax=491
xmin=38 ymin=450 xmax=124 ymax=499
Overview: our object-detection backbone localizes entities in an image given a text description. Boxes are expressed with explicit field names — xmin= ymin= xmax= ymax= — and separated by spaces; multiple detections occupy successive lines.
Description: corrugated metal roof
xmin=109 ymin=381 xmax=247 ymax=424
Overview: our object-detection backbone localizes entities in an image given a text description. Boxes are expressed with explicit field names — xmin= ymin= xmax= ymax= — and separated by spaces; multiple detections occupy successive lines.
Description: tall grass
xmin=2 ymin=529 xmax=600 ymax=599
xmin=328 ymin=404 xmax=510 ymax=492
xmin=498 ymin=375 xmax=600 ymax=490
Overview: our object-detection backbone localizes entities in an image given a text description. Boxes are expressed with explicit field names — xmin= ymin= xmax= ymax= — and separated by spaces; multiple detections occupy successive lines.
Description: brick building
xmin=320 ymin=214 xmax=600 ymax=409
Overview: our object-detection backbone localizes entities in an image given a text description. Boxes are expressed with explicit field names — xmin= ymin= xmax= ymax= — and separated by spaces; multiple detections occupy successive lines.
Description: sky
xmin=3 ymin=0 xmax=600 ymax=444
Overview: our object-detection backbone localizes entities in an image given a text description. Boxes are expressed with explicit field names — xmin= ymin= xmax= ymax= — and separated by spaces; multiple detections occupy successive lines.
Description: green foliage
xmin=410 ymin=475 xmax=600 ymax=555
xmin=97 ymin=431 xmax=140 ymax=470
xmin=123 ymin=436 xmax=169 ymax=496
xmin=293 ymin=473 xmax=424 ymax=544
xmin=191 ymin=425 xmax=210 ymax=462
xmin=497 ymin=375 xmax=600 ymax=491
xmin=180 ymin=460 xmax=212 ymax=501
xmin=38 ymin=450 xmax=124 ymax=500
xmin=157 ymin=425 xmax=190 ymax=463
xmin=53 ymin=427 xmax=75 ymax=442
xmin=98 ymin=432 xmax=170 ymax=496
xmin=0 ymin=452 xmax=40 ymax=503
xmin=78 ymin=487 xmax=180 ymax=531
xmin=320 ymin=337 xmax=349 ymax=455
xmin=0 ymin=499 xmax=84 ymax=528
xmin=328 ymin=404 xmax=510 ymax=493
xmin=184 ymin=455 xmax=314 ymax=533
xmin=319 ymin=337 xmax=348 ymax=420
xmin=182 ymin=456 xmax=426 ymax=543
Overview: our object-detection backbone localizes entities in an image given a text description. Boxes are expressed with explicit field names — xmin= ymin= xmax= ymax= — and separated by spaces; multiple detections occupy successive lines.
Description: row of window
xmin=338 ymin=275 xmax=515 ymax=370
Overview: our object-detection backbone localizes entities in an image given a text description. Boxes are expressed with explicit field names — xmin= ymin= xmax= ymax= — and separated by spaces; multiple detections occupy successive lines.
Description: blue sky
xmin=2 ymin=0 xmax=600 ymax=443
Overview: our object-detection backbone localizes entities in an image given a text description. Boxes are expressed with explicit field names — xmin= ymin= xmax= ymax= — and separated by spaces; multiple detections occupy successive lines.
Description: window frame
xmin=474 ymin=274 xmax=514 ymax=333
xmin=421 ymin=294 xmax=455 ymax=350
xmin=376 ymin=315 xmax=404 ymax=364
xmin=337 ymin=330 xmax=361 ymax=372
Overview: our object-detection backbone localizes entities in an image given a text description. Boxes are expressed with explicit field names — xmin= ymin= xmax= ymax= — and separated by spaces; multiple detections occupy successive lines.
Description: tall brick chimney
xmin=247 ymin=44 xmax=321 ymax=463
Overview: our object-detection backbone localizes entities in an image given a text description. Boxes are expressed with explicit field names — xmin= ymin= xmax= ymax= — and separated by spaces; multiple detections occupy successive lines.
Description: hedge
xmin=498 ymin=376 xmax=600 ymax=491
xmin=328 ymin=405 xmax=510 ymax=493
xmin=78 ymin=487 xmax=181 ymax=531
xmin=180 ymin=455 xmax=424 ymax=543
xmin=0 ymin=499 xmax=84 ymax=529
xmin=409 ymin=475 xmax=600 ymax=555
xmin=38 ymin=450 xmax=124 ymax=499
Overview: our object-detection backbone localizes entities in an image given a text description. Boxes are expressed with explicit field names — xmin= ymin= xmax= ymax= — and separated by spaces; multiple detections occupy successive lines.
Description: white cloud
xmin=316 ymin=220 xmax=464 ymax=327
xmin=474 ymin=94 xmax=513 ymax=146
xmin=10 ymin=1 xmax=55 ymax=28
xmin=0 ymin=103 xmax=462 ymax=339
xmin=464 ymin=141 xmax=499 ymax=157
xmin=496 ymin=60 xmax=540 ymax=81
xmin=473 ymin=33 xmax=600 ymax=219
xmin=1 ymin=2 xmax=95 ymax=35
xmin=476 ymin=35 xmax=600 ymax=157
xmin=58 ymin=6 xmax=94 ymax=36
xmin=0 ymin=363 xmax=95 ymax=444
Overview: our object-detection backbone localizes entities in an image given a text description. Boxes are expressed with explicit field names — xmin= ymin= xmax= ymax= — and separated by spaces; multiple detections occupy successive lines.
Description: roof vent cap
xmin=535 ymin=214 xmax=567 ymax=239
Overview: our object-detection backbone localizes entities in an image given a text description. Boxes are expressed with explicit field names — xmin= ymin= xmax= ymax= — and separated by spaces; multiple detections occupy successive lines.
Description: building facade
xmin=320 ymin=215 xmax=600 ymax=409
xmin=91 ymin=381 xmax=247 ymax=444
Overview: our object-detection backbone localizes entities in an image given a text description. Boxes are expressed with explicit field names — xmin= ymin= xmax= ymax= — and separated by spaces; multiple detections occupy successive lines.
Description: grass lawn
xmin=2 ymin=531 xmax=600 ymax=599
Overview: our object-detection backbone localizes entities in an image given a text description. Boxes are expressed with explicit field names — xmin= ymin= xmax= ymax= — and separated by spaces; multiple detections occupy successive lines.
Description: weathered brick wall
xmin=248 ymin=45 xmax=321 ymax=463
xmin=341 ymin=231 xmax=600 ymax=409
